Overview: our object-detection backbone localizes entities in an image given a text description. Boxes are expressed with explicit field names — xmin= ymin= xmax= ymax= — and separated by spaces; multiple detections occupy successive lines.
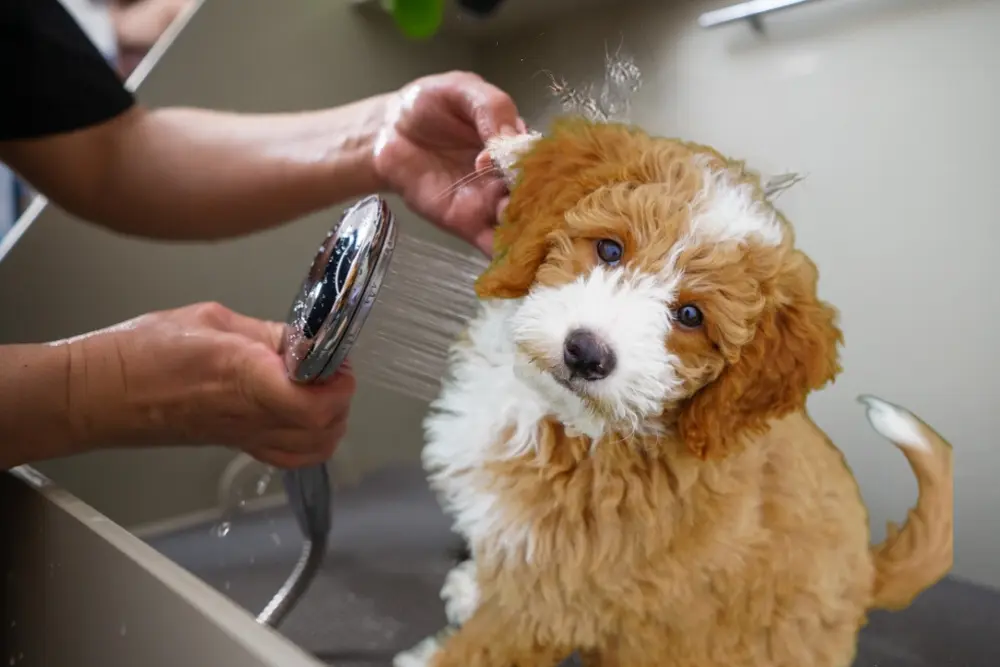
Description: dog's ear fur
xmin=475 ymin=119 xmax=651 ymax=299
xmin=678 ymin=249 xmax=843 ymax=460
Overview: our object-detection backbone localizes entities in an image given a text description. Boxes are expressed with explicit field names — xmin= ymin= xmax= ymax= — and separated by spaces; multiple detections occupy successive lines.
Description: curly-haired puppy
xmin=395 ymin=119 xmax=954 ymax=667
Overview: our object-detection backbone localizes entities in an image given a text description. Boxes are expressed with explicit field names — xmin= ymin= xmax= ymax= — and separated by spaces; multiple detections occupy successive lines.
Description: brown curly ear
xmin=678 ymin=250 xmax=843 ymax=460
xmin=474 ymin=206 xmax=561 ymax=299
xmin=475 ymin=118 xmax=654 ymax=299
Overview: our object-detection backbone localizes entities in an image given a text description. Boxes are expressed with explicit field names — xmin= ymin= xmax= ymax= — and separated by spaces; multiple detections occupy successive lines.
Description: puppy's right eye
xmin=595 ymin=239 xmax=624 ymax=265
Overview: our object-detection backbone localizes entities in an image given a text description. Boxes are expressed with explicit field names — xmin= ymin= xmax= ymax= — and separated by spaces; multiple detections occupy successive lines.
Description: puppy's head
xmin=478 ymin=119 xmax=842 ymax=458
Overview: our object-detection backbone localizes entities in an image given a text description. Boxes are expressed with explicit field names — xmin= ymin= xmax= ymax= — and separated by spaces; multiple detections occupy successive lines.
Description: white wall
xmin=477 ymin=0 xmax=999 ymax=587
xmin=0 ymin=0 xmax=475 ymax=528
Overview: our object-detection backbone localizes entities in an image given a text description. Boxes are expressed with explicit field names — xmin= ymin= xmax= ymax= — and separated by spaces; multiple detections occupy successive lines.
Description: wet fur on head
xmin=477 ymin=119 xmax=842 ymax=459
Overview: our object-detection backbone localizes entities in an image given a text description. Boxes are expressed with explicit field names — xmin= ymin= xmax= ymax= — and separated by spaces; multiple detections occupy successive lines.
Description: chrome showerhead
xmin=257 ymin=194 xmax=397 ymax=628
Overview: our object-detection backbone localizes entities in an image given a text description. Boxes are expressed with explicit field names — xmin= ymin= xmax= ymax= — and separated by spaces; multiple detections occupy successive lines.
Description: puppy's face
xmin=480 ymin=120 xmax=842 ymax=457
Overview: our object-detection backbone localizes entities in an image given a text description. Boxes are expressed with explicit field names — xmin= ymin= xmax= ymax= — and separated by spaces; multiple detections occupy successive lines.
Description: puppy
xmin=395 ymin=119 xmax=954 ymax=667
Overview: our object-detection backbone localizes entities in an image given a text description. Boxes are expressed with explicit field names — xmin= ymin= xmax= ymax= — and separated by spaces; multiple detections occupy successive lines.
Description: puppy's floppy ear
xmin=678 ymin=249 xmax=843 ymax=460
xmin=475 ymin=119 xmax=645 ymax=300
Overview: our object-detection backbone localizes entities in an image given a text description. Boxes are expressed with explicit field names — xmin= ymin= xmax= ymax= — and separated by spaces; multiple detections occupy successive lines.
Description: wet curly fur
xmin=395 ymin=119 xmax=953 ymax=667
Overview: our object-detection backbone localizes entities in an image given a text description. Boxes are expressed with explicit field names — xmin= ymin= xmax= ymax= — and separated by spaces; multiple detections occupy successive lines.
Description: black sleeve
xmin=0 ymin=0 xmax=136 ymax=141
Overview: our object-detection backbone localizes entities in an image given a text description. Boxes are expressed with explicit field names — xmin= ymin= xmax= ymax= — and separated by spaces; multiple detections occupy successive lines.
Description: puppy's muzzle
xmin=563 ymin=329 xmax=616 ymax=381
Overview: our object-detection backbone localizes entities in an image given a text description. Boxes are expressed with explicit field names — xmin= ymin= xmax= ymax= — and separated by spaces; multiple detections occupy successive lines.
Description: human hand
xmin=67 ymin=302 xmax=355 ymax=469
xmin=372 ymin=71 xmax=526 ymax=255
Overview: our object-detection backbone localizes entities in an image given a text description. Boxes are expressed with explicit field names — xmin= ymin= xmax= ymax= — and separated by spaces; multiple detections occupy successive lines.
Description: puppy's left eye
xmin=595 ymin=239 xmax=624 ymax=265
xmin=675 ymin=304 xmax=704 ymax=329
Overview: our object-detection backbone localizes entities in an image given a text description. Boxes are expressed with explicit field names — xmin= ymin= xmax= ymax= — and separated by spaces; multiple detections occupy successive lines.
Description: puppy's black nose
xmin=563 ymin=329 xmax=616 ymax=381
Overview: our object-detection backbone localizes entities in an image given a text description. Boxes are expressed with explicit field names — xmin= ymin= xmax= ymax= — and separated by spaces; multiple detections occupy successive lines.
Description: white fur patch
xmin=689 ymin=162 xmax=784 ymax=247
xmin=391 ymin=562 xmax=478 ymax=667
xmin=511 ymin=266 xmax=683 ymax=433
xmin=857 ymin=394 xmax=932 ymax=453
xmin=393 ymin=635 xmax=443 ymax=667
xmin=422 ymin=300 xmax=560 ymax=560
xmin=441 ymin=560 xmax=480 ymax=626
xmin=486 ymin=131 xmax=543 ymax=187
xmin=423 ymin=267 xmax=684 ymax=562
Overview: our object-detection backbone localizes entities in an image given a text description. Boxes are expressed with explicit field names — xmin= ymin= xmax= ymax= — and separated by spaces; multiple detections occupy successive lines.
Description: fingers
xmin=245 ymin=353 xmax=356 ymax=426
xmin=443 ymin=72 xmax=522 ymax=141
xmin=474 ymin=147 xmax=495 ymax=174
xmin=285 ymin=369 xmax=356 ymax=431
xmin=464 ymin=176 xmax=507 ymax=256
xmin=185 ymin=302 xmax=286 ymax=351
xmin=474 ymin=227 xmax=495 ymax=257
xmin=246 ymin=369 xmax=355 ymax=468
xmin=226 ymin=314 xmax=285 ymax=351
xmin=250 ymin=418 xmax=349 ymax=469
xmin=496 ymin=196 xmax=509 ymax=225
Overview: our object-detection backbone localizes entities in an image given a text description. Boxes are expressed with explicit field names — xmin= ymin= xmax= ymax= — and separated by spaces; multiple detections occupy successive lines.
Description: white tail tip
xmin=857 ymin=394 xmax=932 ymax=453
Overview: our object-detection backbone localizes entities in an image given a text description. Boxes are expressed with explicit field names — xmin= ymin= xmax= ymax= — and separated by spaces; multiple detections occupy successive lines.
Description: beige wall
xmin=0 ymin=0 xmax=475 ymax=527
xmin=476 ymin=0 xmax=998 ymax=586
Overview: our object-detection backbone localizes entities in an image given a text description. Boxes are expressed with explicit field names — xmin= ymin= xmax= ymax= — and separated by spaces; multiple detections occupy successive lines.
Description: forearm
xmin=0 ymin=94 xmax=393 ymax=240
xmin=0 ymin=343 xmax=79 ymax=470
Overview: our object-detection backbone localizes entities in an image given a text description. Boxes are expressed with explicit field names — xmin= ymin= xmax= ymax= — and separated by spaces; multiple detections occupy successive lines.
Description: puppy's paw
xmin=393 ymin=635 xmax=443 ymax=667
xmin=857 ymin=394 xmax=931 ymax=453
xmin=441 ymin=559 xmax=479 ymax=626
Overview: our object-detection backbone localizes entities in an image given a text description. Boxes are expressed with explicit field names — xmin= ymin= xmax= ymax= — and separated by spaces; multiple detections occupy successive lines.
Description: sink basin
xmin=145 ymin=465 xmax=461 ymax=667
xmin=142 ymin=463 xmax=1000 ymax=667
xmin=5 ymin=464 xmax=998 ymax=667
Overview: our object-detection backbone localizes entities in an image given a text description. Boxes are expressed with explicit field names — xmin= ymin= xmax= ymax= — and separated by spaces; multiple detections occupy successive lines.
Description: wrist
xmin=62 ymin=326 xmax=169 ymax=451
xmin=63 ymin=334 xmax=127 ymax=450
xmin=0 ymin=343 xmax=81 ymax=469
xmin=355 ymin=92 xmax=395 ymax=195
xmin=312 ymin=92 xmax=395 ymax=201
xmin=369 ymin=90 xmax=401 ymax=194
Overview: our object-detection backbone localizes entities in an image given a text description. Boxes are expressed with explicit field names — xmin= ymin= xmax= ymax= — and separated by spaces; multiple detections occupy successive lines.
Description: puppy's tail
xmin=857 ymin=395 xmax=954 ymax=611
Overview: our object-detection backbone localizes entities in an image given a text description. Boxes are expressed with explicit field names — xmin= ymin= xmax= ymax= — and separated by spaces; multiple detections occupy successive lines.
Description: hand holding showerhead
xmin=372 ymin=71 xmax=525 ymax=256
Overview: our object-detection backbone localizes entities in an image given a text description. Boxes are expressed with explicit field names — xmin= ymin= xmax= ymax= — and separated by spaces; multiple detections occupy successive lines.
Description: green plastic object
xmin=382 ymin=0 xmax=445 ymax=40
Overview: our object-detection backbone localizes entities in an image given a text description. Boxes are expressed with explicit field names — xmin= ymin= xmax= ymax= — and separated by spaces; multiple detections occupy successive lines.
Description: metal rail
xmin=698 ymin=0 xmax=827 ymax=31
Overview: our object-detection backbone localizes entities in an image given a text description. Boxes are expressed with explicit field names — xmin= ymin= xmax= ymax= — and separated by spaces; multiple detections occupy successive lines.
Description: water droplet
xmin=249 ymin=555 xmax=256 ymax=565
xmin=270 ymin=533 xmax=281 ymax=546
xmin=255 ymin=470 xmax=273 ymax=496
xmin=215 ymin=522 xmax=231 ymax=538
xmin=119 ymin=624 xmax=127 ymax=637
xmin=10 ymin=657 xmax=15 ymax=665
xmin=224 ymin=581 xmax=231 ymax=591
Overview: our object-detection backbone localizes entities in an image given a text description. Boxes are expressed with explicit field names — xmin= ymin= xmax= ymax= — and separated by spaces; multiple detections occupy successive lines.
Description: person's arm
xmin=0 ymin=343 xmax=80 ymax=470
xmin=0 ymin=95 xmax=392 ymax=241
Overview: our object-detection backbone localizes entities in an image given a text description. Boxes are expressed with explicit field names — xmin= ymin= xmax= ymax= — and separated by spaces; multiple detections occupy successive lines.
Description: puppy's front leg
xmin=441 ymin=558 xmax=479 ymax=626
xmin=429 ymin=601 xmax=569 ymax=667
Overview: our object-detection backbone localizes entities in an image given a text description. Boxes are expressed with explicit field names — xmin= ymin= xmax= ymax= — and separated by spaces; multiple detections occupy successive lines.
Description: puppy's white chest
xmin=420 ymin=302 xmax=554 ymax=556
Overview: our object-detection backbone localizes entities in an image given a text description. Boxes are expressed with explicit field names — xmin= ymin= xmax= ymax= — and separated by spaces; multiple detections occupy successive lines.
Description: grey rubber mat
xmin=147 ymin=464 xmax=999 ymax=667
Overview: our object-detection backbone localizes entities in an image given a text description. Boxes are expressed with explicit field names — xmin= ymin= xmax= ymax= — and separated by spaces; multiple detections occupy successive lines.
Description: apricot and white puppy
xmin=394 ymin=121 xmax=953 ymax=667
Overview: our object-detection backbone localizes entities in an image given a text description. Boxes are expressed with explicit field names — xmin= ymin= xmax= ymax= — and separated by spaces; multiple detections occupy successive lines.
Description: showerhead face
xmin=283 ymin=195 xmax=397 ymax=384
